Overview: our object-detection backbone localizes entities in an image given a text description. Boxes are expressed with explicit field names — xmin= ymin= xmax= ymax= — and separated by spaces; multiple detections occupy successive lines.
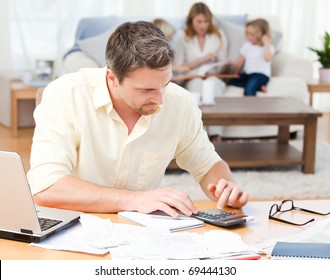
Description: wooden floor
xmin=0 ymin=113 xmax=329 ymax=171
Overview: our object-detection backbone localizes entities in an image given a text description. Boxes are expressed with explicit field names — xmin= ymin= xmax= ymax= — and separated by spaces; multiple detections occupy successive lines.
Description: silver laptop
xmin=0 ymin=150 xmax=81 ymax=243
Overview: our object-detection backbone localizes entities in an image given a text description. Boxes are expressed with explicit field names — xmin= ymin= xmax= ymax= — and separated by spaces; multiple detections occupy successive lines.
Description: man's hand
xmin=129 ymin=187 xmax=198 ymax=217
xmin=207 ymin=179 xmax=249 ymax=209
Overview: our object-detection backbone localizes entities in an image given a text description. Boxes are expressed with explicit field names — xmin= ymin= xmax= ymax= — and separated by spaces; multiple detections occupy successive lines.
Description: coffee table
xmin=201 ymin=97 xmax=322 ymax=173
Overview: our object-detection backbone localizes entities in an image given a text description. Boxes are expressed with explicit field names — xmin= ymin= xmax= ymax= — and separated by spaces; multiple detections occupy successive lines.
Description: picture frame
xmin=34 ymin=59 xmax=54 ymax=81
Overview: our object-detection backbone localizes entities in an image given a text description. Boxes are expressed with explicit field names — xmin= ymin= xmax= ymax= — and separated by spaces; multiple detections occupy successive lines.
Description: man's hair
xmin=105 ymin=21 xmax=175 ymax=82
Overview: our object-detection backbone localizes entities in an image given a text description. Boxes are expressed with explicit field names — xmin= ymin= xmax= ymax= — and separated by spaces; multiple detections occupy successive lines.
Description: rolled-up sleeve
xmin=174 ymin=93 xmax=221 ymax=182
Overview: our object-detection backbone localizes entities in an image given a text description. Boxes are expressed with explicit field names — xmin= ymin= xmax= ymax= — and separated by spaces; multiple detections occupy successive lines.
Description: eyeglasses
xmin=269 ymin=200 xmax=330 ymax=226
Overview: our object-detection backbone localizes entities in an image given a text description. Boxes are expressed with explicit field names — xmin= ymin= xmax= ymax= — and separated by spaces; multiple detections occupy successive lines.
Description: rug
xmin=163 ymin=140 xmax=330 ymax=201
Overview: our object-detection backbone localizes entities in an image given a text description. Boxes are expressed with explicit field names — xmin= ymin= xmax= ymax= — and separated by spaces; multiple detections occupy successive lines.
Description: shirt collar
xmin=92 ymin=67 xmax=113 ymax=113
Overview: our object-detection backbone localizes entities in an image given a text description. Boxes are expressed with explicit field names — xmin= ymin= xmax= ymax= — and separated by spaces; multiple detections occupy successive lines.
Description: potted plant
xmin=308 ymin=31 xmax=330 ymax=83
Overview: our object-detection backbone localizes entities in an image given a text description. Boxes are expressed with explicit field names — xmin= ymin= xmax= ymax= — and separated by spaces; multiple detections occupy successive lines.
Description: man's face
xmin=108 ymin=66 xmax=172 ymax=115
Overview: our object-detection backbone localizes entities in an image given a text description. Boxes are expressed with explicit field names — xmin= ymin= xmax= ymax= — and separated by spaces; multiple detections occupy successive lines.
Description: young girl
xmin=229 ymin=18 xmax=274 ymax=96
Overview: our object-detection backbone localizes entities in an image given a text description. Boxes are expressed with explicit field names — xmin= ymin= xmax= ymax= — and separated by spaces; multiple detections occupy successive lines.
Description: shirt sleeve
xmin=27 ymin=81 xmax=78 ymax=194
xmin=174 ymin=92 xmax=221 ymax=182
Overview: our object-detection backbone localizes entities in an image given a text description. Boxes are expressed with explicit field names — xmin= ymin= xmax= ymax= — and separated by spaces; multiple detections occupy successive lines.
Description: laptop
xmin=0 ymin=150 xmax=81 ymax=243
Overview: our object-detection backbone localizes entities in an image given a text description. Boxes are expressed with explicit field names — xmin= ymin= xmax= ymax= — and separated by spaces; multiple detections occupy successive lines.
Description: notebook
xmin=118 ymin=210 xmax=204 ymax=232
xmin=271 ymin=241 xmax=330 ymax=259
xmin=0 ymin=150 xmax=81 ymax=243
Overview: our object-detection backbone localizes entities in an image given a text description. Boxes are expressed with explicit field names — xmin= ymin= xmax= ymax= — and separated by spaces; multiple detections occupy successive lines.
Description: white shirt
xmin=27 ymin=67 xmax=221 ymax=194
xmin=173 ymin=29 xmax=228 ymax=75
xmin=241 ymin=41 xmax=274 ymax=76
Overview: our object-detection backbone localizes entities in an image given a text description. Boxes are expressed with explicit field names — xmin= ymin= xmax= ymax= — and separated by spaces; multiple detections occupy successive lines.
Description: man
xmin=28 ymin=21 xmax=248 ymax=217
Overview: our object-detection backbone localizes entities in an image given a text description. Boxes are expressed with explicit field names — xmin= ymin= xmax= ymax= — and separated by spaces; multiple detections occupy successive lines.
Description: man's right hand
xmin=128 ymin=187 xmax=198 ymax=217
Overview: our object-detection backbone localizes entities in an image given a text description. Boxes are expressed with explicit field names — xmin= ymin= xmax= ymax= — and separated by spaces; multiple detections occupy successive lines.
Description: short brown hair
xmin=105 ymin=21 xmax=175 ymax=82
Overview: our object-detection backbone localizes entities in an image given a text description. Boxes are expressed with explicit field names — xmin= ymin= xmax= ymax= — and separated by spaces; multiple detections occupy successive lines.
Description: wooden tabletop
xmin=171 ymin=73 xmax=238 ymax=82
xmin=1 ymin=199 xmax=329 ymax=260
xmin=201 ymin=97 xmax=322 ymax=117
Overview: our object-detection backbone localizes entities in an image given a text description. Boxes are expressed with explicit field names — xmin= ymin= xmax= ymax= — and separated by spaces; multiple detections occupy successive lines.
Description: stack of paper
xmin=110 ymin=226 xmax=261 ymax=260
xmin=118 ymin=211 xmax=204 ymax=232
xmin=30 ymin=213 xmax=261 ymax=259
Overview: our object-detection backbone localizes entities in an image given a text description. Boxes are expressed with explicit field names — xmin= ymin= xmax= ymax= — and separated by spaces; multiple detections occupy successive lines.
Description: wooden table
xmin=171 ymin=73 xmax=238 ymax=82
xmin=307 ymin=82 xmax=330 ymax=106
xmin=201 ymin=97 xmax=322 ymax=173
xmin=11 ymin=83 xmax=37 ymax=137
xmin=0 ymin=199 xmax=329 ymax=260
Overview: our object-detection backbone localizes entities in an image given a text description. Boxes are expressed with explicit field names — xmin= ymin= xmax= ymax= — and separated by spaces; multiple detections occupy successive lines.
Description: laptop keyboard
xmin=38 ymin=217 xmax=62 ymax=231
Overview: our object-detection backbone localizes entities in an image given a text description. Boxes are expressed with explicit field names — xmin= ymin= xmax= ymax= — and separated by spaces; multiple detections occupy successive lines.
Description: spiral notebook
xmin=271 ymin=241 xmax=330 ymax=259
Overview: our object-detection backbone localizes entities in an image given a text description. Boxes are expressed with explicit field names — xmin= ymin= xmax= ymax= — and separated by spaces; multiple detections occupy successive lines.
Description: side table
xmin=307 ymin=82 xmax=330 ymax=106
xmin=11 ymin=83 xmax=37 ymax=137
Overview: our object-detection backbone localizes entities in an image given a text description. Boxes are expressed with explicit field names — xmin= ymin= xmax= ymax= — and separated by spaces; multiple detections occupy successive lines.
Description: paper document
xmin=118 ymin=211 xmax=204 ymax=232
xmin=197 ymin=61 xmax=227 ymax=75
xmin=29 ymin=213 xmax=261 ymax=259
xmin=259 ymin=216 xmax=330 ymax=256
xmin=110 ymin=227 xmax=261 ymax=260
xmin=30 ymin=214 xmax=127 ymax=254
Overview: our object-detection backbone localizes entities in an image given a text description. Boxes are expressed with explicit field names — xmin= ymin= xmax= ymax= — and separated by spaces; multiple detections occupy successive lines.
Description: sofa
xmin=62 ymin=14 xmax=313 ymax=138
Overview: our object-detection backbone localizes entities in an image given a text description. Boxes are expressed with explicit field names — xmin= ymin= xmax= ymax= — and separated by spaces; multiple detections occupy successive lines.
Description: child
xmin=229 ymin=18 xmax=274 ymax=96
xmin=152 ymin=18 xmax=191 ymax=75
xmin=152 ymin=18 xmax=176 ymax=42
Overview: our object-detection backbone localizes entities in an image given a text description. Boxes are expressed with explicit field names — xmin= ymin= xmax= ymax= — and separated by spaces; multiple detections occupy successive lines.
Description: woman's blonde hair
xmin=184 ymin=2 xmax=221 ymax=40
xmin=245 ymin=18 xmax=271 ymax=45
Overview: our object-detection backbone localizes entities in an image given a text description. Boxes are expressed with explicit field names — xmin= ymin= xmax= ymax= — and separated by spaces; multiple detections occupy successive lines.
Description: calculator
xmin=192 ymin=208 xmax=254 ymax=227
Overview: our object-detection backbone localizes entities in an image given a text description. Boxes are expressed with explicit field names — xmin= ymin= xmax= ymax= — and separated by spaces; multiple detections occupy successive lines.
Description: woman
xmin=173 ymin=2 xmax=228 ymax=143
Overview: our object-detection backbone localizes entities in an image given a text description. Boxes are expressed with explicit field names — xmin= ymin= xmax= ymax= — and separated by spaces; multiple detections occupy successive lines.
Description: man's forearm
xmin=33 ymin=176 xmax=136 ymax=213
xmin=199 ymin=160 xmax=234 ymax=199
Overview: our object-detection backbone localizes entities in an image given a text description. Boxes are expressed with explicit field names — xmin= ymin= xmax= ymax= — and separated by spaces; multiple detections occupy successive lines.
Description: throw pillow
xmin=217 ymin=19 xmax=246 ymax=60
xmin=214 ymin=14 xmax=248 ymax=26
xmin=77 ymin=25 xmax=117 ymax=67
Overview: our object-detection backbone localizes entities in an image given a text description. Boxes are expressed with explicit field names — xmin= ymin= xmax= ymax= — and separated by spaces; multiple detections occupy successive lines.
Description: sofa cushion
xmin=217 ymin=19 xmax=246 ymax=60
xmin=214 ymin=14 xmax=247 ymax=26
xmin=77 ymin=25 xmax=117 ymax=67
xmin=225 ymin=76 xmax=308 ymax=103
xmin=63 ymin=51 xmax=99 ymax=73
